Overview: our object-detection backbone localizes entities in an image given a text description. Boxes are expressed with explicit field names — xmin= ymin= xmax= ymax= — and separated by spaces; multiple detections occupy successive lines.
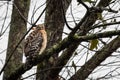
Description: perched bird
xmin=24 ymin=24 xmax=47 ymax=59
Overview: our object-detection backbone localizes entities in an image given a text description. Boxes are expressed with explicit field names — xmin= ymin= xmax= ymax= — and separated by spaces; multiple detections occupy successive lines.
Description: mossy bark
xmin=3 ymin=0 xmax=30 ymax=80
xmin=36 ymin=0 xmax=72 ymax=80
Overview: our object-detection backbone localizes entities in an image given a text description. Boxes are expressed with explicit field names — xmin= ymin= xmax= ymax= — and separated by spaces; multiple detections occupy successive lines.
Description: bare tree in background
xmin=0 ymin=0 xmax=120 ymax=80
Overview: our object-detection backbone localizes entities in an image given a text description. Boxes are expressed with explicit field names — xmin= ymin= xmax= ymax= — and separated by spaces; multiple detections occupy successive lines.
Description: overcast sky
xmin=0 ymin=0 xmax=120 ymax=80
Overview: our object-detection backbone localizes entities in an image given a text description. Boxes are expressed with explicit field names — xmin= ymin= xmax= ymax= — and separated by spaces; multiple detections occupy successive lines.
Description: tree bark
xmin=4 ymin=0 xmax=117 ymax=80
xmin=69 ymin=36 xmax=120 ymax=80
xmin=36 ymin=0 xmax=71 ymax=80
xmin=3 ymin=0 xmax=30 ymax=80
xmin=48 ymin=0 xmax=113 ymax=79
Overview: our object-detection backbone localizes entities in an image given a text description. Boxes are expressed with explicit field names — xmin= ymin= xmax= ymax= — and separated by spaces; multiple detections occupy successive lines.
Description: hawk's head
xmin=32 ymin=24 xmax=45 ymax=30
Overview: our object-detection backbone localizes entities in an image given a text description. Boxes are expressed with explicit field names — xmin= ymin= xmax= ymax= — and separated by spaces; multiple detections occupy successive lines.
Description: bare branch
xmin=69 ymin=36 xmax=120 ymax=80
xmin=31 ymin=1 xmax=46 ymax=23
xmin=13 ymin=3 xmax=31 ymax=25
xmin=47 ymin=0 xmax=115 ymax=79
xmin=61 ymin=0 xmax=73 ymax=30
xmin=70 ymin=3 xmax=77 ymax=25
xmin=91 ymin=6 xmax=118 ymax=13
xmin=92 ymin=21 xmax=120 ymax=29
xmin=0 ymin=22 xmax=10 ymax=37
xmin=0 ymin=2 xmax=9 ymax=35
xmin=74 ymin=30 xmax=120 ymax=41
xmin=0 ymin=0 xmax=49 ymax=75
xmin=77 ymin=0 xmax=89 ymax=10
xmin=7 ymin=29 xmax=120 ymax=80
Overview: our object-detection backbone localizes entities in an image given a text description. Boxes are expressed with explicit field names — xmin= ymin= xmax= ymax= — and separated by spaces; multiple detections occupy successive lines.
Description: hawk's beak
xmin=32 ymin=27 xmax=36 ymax=30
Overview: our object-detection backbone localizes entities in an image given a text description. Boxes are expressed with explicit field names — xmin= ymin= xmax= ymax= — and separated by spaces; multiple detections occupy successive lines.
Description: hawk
xmin=24 ymin=24 xmax=47 ymax=59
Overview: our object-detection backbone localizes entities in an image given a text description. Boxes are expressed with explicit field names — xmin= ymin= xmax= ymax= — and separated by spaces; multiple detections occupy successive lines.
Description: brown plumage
xmin=24 ymin=24 xmax=47 ymax=58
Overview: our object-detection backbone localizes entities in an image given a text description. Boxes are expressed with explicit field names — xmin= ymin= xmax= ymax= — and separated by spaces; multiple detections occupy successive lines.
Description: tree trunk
xmin=36 ymin=0 xmax=71 ymax=80
xmin=69 ymin=36 xmax=120 ymax=80
xmin=3 ymin=0 xmax=30 ymax=80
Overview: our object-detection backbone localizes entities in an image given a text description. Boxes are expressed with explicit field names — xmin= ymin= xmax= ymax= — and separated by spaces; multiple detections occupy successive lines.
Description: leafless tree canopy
xmin=0 ymin=0 xmax=120 ymax=80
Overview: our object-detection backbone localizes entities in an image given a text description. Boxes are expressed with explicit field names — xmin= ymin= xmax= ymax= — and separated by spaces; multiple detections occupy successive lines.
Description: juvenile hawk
xmin=24 ymin=24 xmax=47 ymax=58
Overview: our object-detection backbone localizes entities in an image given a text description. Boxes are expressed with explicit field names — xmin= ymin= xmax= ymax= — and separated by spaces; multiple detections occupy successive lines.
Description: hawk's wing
xmin=24 ymin=30 xmax=43 ymax=57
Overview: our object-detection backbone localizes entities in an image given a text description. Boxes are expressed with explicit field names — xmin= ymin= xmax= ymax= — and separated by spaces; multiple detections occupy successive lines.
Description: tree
xmin=36 ymin=0 xmax=71 ymax=80
xmin=1 ymin=0 xmax=30 ymax=80
xmin=0 ymin=0 xmax=120 ymax=80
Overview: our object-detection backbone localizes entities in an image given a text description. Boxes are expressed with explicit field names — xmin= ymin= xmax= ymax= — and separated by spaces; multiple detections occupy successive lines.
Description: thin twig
xmin=77 ymin=0 xmax=89 ymax=10
xmin=92 ymin=21 xmax=120 ymax=29
xmin=31 ymin=1 xmax=46 ymax=24
xmin=8 ymin=29 xmax=120 ymax=79
xmin=31 ymin=0 xmax=37 ymax=23
xmin=61 ymin=0 xmax=73 ymax=30
xmin=21 ymin=66 xmax=81 ymax=80
xmin=0 ymin=0 xmax=50 ymax=75
xmin=13 ymin=3 xmax=31 ymax=25
xmin=0 ymin=22 xmax=10 ymax=36
xmin=0 ymin=2 xmax=9 ymax=35
xmin=70 ymin=3 xmax=77 ymax=25
xmin=92 ymin=6 xmax=118 ymax=13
